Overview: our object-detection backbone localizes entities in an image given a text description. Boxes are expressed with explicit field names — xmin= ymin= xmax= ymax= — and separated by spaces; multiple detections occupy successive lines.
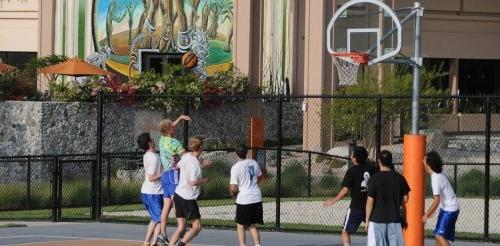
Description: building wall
xmin=0 ymin=0 xmax=40 ymax=53
xmin=394 ymin=0 xmax=500 ymax=59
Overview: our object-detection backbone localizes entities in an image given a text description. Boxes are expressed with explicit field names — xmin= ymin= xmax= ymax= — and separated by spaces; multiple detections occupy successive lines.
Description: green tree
xmin=324 ymin=65 xmax=448 ymax=151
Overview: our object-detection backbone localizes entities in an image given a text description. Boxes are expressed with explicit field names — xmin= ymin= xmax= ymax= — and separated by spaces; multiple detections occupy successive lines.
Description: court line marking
xmin=0 ymin=235 xmax=223 ymax=246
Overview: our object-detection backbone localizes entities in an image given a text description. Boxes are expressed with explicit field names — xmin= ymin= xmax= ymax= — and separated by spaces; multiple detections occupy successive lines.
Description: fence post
xmin=91 ymin=160 xmax=97 ymax=220
xmin=106 ymin=158 xmax=111 ymax=206
xmin=51 ymin=156 xmax=58 ymax=222
xmin=276 ymin=95 xmax=283 ymax=230
xmin=375 ymin=96 xmax=382 ymax=159
xmin=453 ymin=164 xmax=457 ymax=192
xmin=183 ymin=96 xmax=190 ymax=149
xmin=484 ymin=96 xmax=491 ymax=240
xmin=57 ymin=157 xmax=62 ymax=220
xmin=308 ymin=152 xmax=312 ymax=197
xmin=95 ymin=92 xmax=104 ymax=221
xmin=26 ymin=157 xmax=31 ymax=209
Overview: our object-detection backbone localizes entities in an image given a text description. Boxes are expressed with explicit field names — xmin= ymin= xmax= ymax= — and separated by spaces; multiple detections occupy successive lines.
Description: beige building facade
xmin=0 ymin=0 xmax=54 ymax=63
xmin=232 ymin=0 xmax=500 ymax=150
xmin=1 ymin=0 xmax=500 ymax=150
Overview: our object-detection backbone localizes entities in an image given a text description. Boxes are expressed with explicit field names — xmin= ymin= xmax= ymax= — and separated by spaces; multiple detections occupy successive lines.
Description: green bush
xmin=62 ymin=181 xmax=92 ymax=206
xmin=0 ymin=184 xmax=27 ymax=210
xmin=200 ymin=174 xmax=229 ymax=199
xmin=318 ymin=175 xmax=340 ymax=190
xmin=457 ymin=169 xmax=484 ymax=197
xmin=281 ymin=161 xmax=308 ymax=197
xmin=260 ymin=174 xmax=276 ymax=197
xmin=0 ymin=182 xmax=54 ymax=210
xmin=490 ymin=177 xmax=500 ymax=197
xmin=29 ymin=182 xmax=52 ymax=208
xmin=203 ymin=159 xmax=232 ymax=178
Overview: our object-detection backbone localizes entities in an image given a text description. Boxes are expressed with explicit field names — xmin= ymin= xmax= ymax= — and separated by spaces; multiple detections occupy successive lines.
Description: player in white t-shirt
xmin=169 ymin=136 xmax=210 ymax=246
xmin=230 ymin=144 xmax=264 ymax=246
xmin=137 ymin=132 xmax=164 ymax=246
xmin=423 ymin=151 xmax=460 ymax=246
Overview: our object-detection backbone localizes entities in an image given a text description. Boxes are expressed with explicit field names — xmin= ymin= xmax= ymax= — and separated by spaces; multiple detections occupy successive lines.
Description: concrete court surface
xmin=0 ymin=222 xmax=497 ymax=246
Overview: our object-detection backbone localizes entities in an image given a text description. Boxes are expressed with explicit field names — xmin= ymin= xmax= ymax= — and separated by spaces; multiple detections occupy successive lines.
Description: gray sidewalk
xmin=0 ymin=222 xmax=497 ymax=246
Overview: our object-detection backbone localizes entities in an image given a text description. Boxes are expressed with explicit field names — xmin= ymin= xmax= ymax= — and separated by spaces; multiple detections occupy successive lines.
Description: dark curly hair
xmin=235 ymin=144 xmax=248 ymax=159
xmin=352 ymin=146 xmax=368 ymax=165
xmin=379 ymin=150 xmax=394 ymax=170
xmin=425 ymin=151 xmax=443 ymax=173
xmin=137 ymin=132 xmax=151 ymax=152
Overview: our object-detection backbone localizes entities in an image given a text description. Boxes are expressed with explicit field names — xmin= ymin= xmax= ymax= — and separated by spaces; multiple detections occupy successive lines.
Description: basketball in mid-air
xmin=182 ymin=52 xmax=198 ymax=69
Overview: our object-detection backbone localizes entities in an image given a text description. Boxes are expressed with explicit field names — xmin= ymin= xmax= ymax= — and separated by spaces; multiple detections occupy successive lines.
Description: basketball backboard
xmin=327 ymin=0 xmax=403 ymax=65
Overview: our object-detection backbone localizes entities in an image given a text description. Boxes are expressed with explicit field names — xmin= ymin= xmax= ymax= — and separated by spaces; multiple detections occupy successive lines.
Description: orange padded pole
xmin=403 ymin=134 xmax=426 ymax=246
xmin=248 ymin=117 xmax=264 ymax=158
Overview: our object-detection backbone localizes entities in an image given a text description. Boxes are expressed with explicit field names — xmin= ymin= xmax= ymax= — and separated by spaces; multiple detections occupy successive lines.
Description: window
xmin=0 ymin=52 xmax=37 ymax=69
xmin=459 ymin=59 xmax=500 ymax=95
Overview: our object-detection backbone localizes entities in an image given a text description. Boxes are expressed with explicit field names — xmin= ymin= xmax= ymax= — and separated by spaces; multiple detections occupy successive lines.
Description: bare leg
xmin=180 ymin=219 xmax=202 ymax=245
xmin=144 ymin=221 xmax=156 ymax=244
xmin=436 ymin=235 xmax=449 ymax=246
xmin=236 ymin=224 xmax=246 ymax=246
xmin=341 ymin=230 xmax=351 ymax=246
xmin=248 ymin=224 xmax=261 ymax=246
xmin=151 ymin=222 xmax=161 ymax=245
xmin=168 ymin=218 xmax=186 ymax=246
xmin=160 ymin=198 xmax=173 ymax=238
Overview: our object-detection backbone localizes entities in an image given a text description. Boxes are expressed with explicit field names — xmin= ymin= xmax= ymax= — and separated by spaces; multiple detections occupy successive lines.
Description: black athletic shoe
xmin=157 ymin=234 xmax=169 ymax=245
xmin=177 ymin=241 xmax=186 ymax=246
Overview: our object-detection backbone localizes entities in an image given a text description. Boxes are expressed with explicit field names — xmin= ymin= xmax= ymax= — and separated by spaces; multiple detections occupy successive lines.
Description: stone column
xmin=234 ymin=0 xmax=264 ymax=124
xmin=449 ymin=58 xmax=459 ymax=114
xmin=302 ymin=0 xmax=335 ymax=151
xmin=38 ymin=0 xmax=55 ymax=92
xmin=66 ymin=0 xmax=75 ymax=57
xmin=85 ymin=0 xmax=94 ymax=57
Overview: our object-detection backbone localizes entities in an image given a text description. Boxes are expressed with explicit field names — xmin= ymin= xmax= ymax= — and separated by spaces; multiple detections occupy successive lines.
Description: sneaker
xmin=177 ymin=241 xmax=186 ymax=246
xmin=157 ymin=234 xmax=169 ymax=245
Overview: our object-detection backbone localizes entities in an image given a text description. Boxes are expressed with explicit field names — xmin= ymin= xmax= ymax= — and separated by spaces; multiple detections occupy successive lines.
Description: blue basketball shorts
xmin=343 ymin=209 xmax=365 ymax=234
xmin=141 ymin=193 xmax=164 ymax=223
xmin=434 ymin=209 xmax=459 ymax=242
xmin=161 ymin=169 xmax=179 ymax=199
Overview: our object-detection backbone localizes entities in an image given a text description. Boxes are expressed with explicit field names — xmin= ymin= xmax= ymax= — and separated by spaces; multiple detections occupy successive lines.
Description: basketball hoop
xmin=331 ymin=52 xmax=369 ymax=86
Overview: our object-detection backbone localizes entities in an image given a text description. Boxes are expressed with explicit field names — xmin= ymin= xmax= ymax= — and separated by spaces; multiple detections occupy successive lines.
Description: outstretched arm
xmin=172 ymin=115 xmax=191 ymax=127
xmin=323 ymin=187 xmax=349 ymax=207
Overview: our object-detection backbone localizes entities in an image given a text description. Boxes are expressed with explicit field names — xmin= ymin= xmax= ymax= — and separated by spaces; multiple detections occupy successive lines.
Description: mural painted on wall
xmin=92 ymin=0 xmax=233 ymax=78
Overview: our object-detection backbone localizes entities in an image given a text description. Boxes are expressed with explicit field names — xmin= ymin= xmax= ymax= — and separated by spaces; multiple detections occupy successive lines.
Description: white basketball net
xmin=332 ymin=56 xmax=362 ymax=86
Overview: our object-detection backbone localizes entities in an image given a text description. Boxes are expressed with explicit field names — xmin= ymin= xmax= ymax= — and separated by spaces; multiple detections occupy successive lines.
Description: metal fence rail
xmin=1 ymin=94 xmax=499 ymax=242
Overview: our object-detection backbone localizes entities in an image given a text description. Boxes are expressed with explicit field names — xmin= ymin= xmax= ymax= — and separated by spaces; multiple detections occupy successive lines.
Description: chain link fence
xmin=1 ymin=94 xmax=499 ymax=241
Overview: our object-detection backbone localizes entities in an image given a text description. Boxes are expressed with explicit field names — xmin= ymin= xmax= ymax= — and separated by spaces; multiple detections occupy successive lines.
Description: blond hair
xmin=159 ymin=119 xmax=173 ymax=135
xmin=188 ymin=136 xmax=203 ymax=151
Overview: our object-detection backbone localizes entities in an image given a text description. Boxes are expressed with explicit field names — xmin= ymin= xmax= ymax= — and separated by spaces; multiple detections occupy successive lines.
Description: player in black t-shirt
xmin=365 ymin=150 xmax=410 ymax=246
xmin=323 ymin=146 xmax=377 ymax=246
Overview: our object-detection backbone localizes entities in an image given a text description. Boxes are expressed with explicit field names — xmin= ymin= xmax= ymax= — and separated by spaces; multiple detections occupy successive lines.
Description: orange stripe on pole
xmin=403 ymin=134 xmax=426 ymax=246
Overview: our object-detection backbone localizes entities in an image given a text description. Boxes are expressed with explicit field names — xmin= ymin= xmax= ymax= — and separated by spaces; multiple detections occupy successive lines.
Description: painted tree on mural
xmin=200 ymin=0 xmax=232 ymax=50
xmin=175 ymin=0 xmax=188 ymax=32
xmin=106 ymin=0 xmax=141 ymax=51
xmin=158 ymin=0 xmax=177 ymax=52
xmin=219 ymin=0 xmax=233 ymax=52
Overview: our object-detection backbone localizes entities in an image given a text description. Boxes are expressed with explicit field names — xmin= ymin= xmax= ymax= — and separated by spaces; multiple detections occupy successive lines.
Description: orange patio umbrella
xmin=39 ymin=58 xmax=113 ymax=77
xmin=0 ymin=59 xmax=16 ymax=73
